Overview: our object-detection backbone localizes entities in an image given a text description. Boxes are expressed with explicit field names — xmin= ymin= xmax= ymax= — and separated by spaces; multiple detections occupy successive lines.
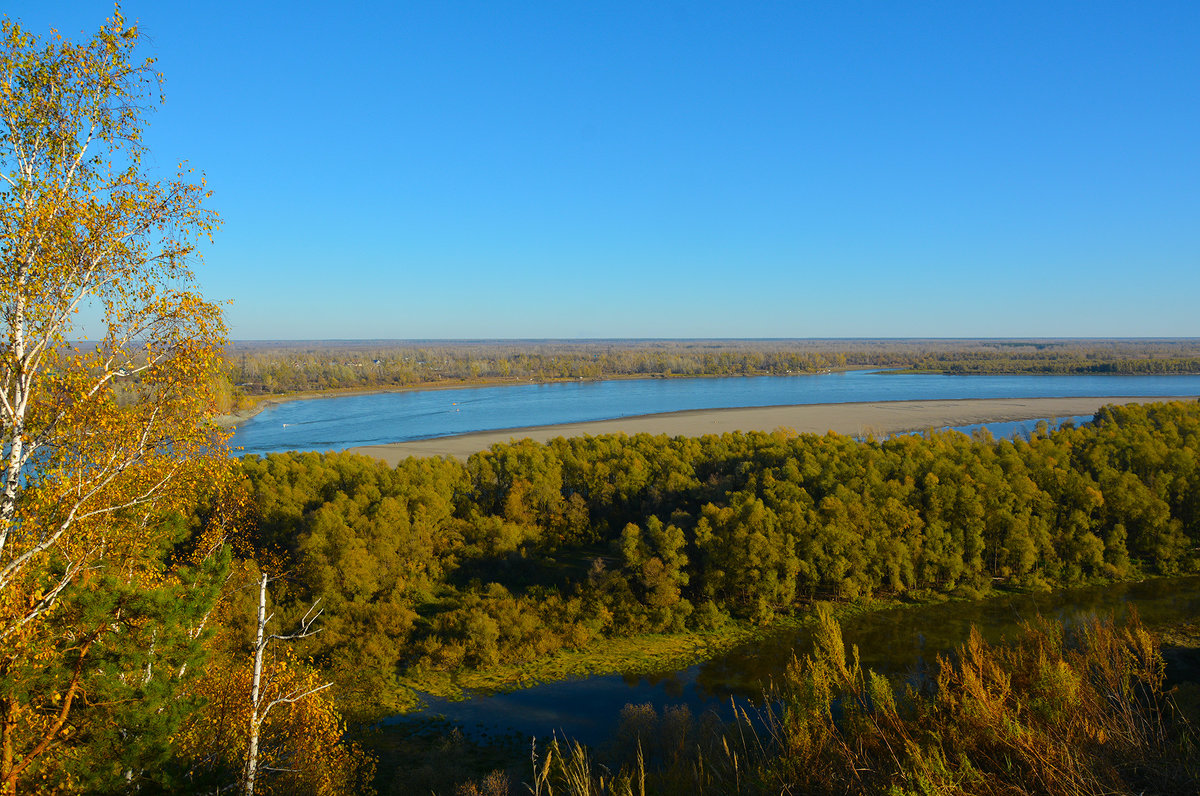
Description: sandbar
xmin=346 ymin=395 xmax=1197 ymax=464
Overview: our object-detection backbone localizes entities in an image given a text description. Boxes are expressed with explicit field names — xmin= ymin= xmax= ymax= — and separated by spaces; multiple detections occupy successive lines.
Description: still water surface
xmin=413 ymin=576 xmax=1200 ymax=746
xmin=231 ymin=371 xmax=1200 ymax=456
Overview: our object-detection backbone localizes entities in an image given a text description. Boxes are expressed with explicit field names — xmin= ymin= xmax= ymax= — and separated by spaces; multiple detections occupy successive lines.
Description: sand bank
xmin=346 ymin=395 xmax=1196 ymax=464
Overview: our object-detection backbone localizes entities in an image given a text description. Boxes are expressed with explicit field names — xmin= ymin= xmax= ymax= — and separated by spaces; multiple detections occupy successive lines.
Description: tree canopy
xmin=0 ymin=12 xmax=373 ymax=793
xmin=231 ymin=401 xmax=1200 ymax=719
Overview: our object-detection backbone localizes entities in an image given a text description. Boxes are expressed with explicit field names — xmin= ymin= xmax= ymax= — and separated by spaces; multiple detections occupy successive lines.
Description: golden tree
xmin=0 ymin=9 xmax=227 ymax=791
xmin=173 ymin=569 xmax=376 ymax=796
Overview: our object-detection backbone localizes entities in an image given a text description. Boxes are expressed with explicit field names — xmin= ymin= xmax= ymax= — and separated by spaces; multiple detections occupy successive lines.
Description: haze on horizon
xmin=11 ymin=1 xmax=1198 ymax=340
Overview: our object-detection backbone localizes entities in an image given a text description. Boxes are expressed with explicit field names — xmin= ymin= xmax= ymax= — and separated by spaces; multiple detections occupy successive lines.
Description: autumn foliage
xmin=174 ymin=592 xmax=375 ymax=795
xmin=512 ymin=611 xmax=1198 ymax=796
xmin=0 ymin=10 xmax=374 ymax=794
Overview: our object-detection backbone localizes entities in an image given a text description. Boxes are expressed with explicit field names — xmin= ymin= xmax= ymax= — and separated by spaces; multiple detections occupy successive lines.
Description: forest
xmin=208 ymin=400 xmax=1200 ymax=791
xmin=221 ymin=338 xmax=1200 ymax=400
xmin=12 ymin=385 xmax=1200 ymax=792
xmin=236 ymin=401 xmax=1200 ymax=703
xmin=5 ymin=385 xmax=1198 ymax=795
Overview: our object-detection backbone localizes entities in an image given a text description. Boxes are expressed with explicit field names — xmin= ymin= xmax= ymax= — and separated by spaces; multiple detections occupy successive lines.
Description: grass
xmin=391 ymin=623 xmax=759 ymax=710
xmin=508 ymin=609 xmax=1200 ymax=796
xmin=386 ymin=591 xmax=968 ymax=712
xmin=368 ymin=597 xmax=1200 ymax=794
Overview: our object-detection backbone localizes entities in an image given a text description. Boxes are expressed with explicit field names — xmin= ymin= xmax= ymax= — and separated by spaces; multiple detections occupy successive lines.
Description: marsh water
xmin=410 ymin=576 xmax=1200 ymax=746
xmin=230 ymin=370 xmax=1200 ymax=456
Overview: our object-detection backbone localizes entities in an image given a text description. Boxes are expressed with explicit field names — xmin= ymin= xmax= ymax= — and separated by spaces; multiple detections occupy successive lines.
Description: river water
xmin=412 ymin=576 xmax=1200 ymax=746
xmin=230 ymin=371 xmax=1200 ymax=457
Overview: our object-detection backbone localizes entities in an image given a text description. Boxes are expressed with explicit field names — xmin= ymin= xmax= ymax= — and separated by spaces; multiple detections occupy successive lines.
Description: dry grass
xmin=453 ymin=608 xmax=1198 ymax=795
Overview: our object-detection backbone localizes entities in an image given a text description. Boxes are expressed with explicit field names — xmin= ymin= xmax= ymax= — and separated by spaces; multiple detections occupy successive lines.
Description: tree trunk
xmin=243 ymin=573 xmax=268 ymax=796
xmin=0 ymin=688 xmax=16 ymax=796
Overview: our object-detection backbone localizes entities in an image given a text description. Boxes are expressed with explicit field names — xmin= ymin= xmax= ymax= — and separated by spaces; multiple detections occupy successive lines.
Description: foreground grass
xmin=391 ymin=623 xmax=759 ymax=710
xmin=369 ymin=594 xmax=1200 ymax=794
xmin=510 ymin=610 xmax=1200 ymax=796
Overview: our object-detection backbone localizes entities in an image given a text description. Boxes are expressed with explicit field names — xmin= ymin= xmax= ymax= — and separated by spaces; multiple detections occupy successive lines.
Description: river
xmin=230 ymin=370 xmax=1200 ymax=457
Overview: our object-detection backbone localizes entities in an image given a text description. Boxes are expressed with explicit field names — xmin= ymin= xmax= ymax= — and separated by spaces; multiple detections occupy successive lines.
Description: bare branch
xmin=258 ymin=682 xmax=334 ymax=720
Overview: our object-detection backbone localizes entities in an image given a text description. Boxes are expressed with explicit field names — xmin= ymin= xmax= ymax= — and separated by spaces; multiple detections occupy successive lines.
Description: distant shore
xmin=345 ymin=395 xmax=1197 ymax=464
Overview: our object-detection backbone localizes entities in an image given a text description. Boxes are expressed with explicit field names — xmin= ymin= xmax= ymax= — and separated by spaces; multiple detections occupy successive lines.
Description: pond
xmin=408 ymin=576 xmax=1200 ymax=746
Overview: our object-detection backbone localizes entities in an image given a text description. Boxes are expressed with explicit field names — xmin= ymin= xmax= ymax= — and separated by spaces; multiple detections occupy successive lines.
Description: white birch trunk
xmin=243 ymin=573 xmax=268 ymax=796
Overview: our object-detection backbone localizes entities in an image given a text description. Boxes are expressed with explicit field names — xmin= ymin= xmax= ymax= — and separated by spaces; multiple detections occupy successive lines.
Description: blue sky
xmin=7 ymin=2 xmax=1199 ymax=339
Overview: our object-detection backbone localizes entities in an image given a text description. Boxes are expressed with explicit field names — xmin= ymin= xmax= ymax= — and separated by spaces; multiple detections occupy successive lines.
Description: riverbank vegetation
xmin=487 ymin=609 xmax=1199 ymax=796
xmin=85 ymin=395 xmax=1190 ymax=793
xmin=229 ymin=400 xmax=1200 ymax=729
xmin=220 ymin=339 xmax=1200 ymax=402
xmin=7 ymin=389 xmax=1199 ymax=792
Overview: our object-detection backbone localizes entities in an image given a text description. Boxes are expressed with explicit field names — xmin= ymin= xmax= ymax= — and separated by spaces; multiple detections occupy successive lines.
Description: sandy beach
xmin=345 ymin=395 xmax=1197 ymax=464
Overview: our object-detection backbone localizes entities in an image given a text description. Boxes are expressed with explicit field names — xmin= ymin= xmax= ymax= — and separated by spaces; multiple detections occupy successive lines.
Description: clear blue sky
xmin=7 ymin=2 xmax=1199 ymax=339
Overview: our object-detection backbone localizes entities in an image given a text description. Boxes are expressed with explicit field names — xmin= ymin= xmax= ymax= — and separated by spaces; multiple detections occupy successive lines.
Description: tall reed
xmin=490 ymin=607 xmax=1197 ymax=795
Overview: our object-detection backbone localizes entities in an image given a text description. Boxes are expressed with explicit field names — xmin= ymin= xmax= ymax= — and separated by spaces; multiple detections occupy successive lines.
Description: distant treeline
xmin=227 ymin=400 xmax=1200 ymax=717
xmin=897 ymin=345 xmax=1200 ymax=374
xmin=221 ymin=339 xmax=1200 ymax=399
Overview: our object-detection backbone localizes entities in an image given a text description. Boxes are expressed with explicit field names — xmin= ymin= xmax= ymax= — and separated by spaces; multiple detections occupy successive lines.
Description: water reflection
xmin=409 ymin=576 xmax=1200 ymax=746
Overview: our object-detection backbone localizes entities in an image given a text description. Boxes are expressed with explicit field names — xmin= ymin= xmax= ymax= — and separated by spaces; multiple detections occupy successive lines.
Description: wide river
xmin=230 ymin=370 xmax=1200 ymax=457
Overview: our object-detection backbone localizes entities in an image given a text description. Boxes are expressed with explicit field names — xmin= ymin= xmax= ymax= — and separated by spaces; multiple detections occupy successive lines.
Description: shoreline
xmin=345 ymin=395 xmax=1197 ymax=464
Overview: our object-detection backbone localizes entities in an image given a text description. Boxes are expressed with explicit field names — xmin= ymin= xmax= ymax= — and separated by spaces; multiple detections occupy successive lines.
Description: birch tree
xmin=170 ymin=563 xmax=375 ymax=795
xmin=244 ymin=572 xmax=330 ymax=796
xmin=0 ymin=11 xmax=226 ymax=791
